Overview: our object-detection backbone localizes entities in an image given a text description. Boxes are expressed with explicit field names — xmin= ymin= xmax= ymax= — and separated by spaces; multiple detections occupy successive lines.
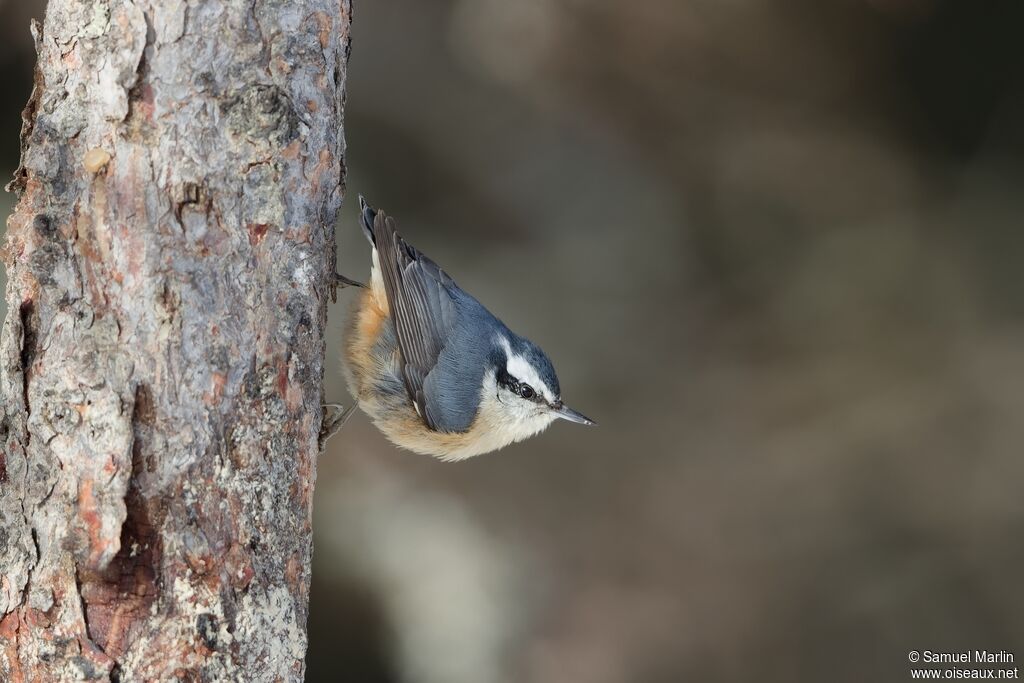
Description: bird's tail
xmin=358 ymin=195 xmax=378 ymax=246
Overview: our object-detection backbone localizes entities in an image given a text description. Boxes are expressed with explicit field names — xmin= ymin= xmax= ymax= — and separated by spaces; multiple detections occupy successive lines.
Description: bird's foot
xmin=333 ymin=272 xmax=364 ymax=288
xmin=320 ymin=401 xmax=359 ymax=450
xmin=329 ymin=272 xmax=364 ymax=302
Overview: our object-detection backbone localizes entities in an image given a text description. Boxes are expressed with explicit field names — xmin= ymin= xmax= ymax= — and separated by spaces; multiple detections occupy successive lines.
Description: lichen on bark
xmin=0 ymin=1 xmax=350 ymax=680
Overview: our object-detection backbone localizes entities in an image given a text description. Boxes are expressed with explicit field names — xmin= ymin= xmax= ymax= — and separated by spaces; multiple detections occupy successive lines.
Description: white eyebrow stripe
xmin=499 ymin=336 xmax=554 ymax=402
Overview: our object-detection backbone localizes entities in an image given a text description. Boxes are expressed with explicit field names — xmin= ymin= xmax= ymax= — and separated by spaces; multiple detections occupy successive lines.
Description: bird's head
xmin=483 ymin=333 xmax=595 ymax=440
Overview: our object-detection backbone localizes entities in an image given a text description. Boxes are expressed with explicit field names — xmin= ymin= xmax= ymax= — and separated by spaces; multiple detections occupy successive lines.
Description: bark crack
xmin=12 ymin=298 xmax=40 ymax=620
xmin=75 ymin=566 xmax=104 ymax=657
xmin=18 ymin=528 xmax=41 ymax=614
xmin=18 ymin=300 xmax=37 ymax=416
xmin=124 ymin=9 xmax=153 ymax=129
xmin=7 ymin=20 xmax=44 ymax=196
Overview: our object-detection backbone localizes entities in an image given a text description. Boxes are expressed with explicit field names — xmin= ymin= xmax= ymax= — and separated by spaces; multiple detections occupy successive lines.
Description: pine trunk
xmin=0 ymin=1 xmax=350 ymax=680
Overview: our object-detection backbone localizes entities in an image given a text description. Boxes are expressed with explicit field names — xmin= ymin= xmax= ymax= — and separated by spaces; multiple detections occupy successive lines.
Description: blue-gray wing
xmin=362 ymin=200 xmax=488 ymax=432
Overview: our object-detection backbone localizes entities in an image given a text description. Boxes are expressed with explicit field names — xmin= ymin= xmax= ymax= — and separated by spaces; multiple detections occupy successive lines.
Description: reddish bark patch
xmin=315 ymin=12 xmax=332 ymax=48
xmin=276 ymin=357 xmax=289 ymax=400
xmin=226 ymin=543 xmax=256 ymax=591
xmin=288 ymin=222 xmax=312 ymax=244
xmin=204 ymin=372 xmax=227 ymax=406
xmin=307 ymin=149 xmax=333 ymax=194
xmin=77 ymin=479 xmax=112 ymax=568
xmin=281 ymin=140 xmax=301 ymax=160
xmin=0 ymin=611 xmax=20 ymax=640
xmin=247 ymin=222 xmax=270 ymax=246
xmin=0 ymin=611 xmax=23 ymax=683
xmin=79 ymin=485 xmax=161 ymax=658
xmin=285 ymin=553 xmax=302 ymax=587
xmin=23 ymin=608 xmax=51 ymax=630
xmin=133 ymin=82 xmax=155 ymax=123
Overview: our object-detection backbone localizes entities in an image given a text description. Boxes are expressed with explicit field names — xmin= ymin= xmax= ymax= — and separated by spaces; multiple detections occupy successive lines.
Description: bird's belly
xmin=360 ymin=378 xmax=553 ymax=460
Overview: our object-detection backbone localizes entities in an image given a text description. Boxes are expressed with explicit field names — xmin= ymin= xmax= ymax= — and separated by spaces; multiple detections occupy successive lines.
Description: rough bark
xmin=0 ymin=1 xmax=350 ymax=680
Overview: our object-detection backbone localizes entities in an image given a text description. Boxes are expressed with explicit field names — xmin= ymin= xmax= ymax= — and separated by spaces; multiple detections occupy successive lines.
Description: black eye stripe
xmin=496 ymin=366 xmax=545 ymax=402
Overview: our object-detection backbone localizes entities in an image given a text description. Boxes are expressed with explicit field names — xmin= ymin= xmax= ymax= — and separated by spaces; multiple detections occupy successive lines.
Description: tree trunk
xmin=0 ymin=1 xmax=350 ymax=680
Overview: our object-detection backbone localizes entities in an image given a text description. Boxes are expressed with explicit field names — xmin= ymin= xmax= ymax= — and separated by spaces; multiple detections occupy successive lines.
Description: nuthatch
xmin=325 ymin=197 xmax=595 ymax=460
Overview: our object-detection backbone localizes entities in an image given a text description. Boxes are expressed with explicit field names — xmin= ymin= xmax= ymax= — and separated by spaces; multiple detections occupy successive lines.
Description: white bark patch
xmin=80 ymin=1 xmax=111 ymax=40
xmin=24 ymin=311 xmax=135 ymax=570
xmin=235 ymin=587 xmax=308 ymax=676
xmin=155 ymin=0 xmax=188 ymax=44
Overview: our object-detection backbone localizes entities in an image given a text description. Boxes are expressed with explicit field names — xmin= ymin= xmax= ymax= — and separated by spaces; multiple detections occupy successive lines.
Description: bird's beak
xmin=552 ymin=403 xmax=596 ymax=426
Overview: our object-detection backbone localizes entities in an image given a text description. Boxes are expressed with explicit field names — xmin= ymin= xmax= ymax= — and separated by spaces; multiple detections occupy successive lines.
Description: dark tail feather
xmin=358 ymin=195 xmax=377 ymax=245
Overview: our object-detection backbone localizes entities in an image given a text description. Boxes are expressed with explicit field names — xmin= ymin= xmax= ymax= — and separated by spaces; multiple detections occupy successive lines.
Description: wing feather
xmin=368 ymin=208 xmax=461 ymax=431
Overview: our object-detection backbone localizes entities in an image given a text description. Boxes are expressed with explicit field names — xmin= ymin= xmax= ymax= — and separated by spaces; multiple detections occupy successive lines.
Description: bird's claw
xmin=329 ymin=272 xmax=364 ymax=303
xmin=320 ymin=401 xmax=359 ymax=449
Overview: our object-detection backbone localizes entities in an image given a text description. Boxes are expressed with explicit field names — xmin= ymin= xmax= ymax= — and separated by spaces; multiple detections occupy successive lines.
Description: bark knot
xmin=221 ymin=84 xmax=300 ymax=146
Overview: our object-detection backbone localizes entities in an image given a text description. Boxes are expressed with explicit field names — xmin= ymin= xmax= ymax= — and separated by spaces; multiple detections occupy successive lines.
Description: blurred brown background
xmin=3 ymin=1 xmax=1024 ymax=681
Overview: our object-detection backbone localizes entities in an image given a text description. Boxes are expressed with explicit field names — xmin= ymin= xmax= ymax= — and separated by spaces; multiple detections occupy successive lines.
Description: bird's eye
xmin=518 ymin=384 xmax=535 ymax=400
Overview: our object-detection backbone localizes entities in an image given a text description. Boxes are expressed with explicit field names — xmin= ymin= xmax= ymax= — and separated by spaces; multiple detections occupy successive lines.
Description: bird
xmin=324 ymin=196 xmax=595 ymax=461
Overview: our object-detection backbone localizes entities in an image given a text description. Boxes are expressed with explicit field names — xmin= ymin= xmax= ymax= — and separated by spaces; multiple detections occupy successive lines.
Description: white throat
xmin=460 ymin=371 xmax=557 ymax=458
